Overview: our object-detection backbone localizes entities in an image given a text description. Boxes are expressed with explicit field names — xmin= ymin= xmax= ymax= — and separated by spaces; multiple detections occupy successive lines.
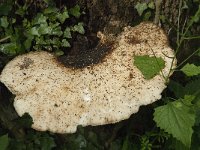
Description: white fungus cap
xmin=0 ymin=22 xmax=176 ymax=133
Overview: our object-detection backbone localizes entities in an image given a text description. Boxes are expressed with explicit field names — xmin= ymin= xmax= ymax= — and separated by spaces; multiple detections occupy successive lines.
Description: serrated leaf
xmin=122 ymin=136 xmax=129 ymax=150
xmin=148 ymin=2 xmax=155 ymax=9
xmin=66 ymin=134 xmax=87 ymax=149
xmin=7 ymin=139 xmax=26 ymax=150
xmin=24 ymin=36 xmax=34 ymax=50
xmin=63 ymin=27 xmax=72 ymax=38
xmin=171 ymin=137 xmax=189 ymax=150
xmin=181 ymin=63 xmax=200 ymax=76
xmin=62 ymin=39 xmax=70 ymax=47
xmin=0 ymin=16 xmax=9 ymax=28
xmin=35 ymin=37 xmax=47 ymax=45
xmin=134 ymin=55 xmax=165 ymax=79
xmin=29 ymin=27 xmax=40 ymax=36
xmin=15 ymin=7 xmax=26 ymax=17
xmin=135 ymin=2 xmax=148 ymax=16
xmin=12 ymin=113 xmax=33 ymax=129
xmin=154 ymin=96 xmax=196 ymax=148
xmin=39 ymin=136 xmax=56 ymax=150
xmin=168 ymin=80 xmax=185 ymax=98
xmin=33 ymin=13 xmax=47 ymax=25
xmin=69 ymin=5 xmax=81 ymax=18
xmin=56 ymin=8 xmax=69 ymax=23
xmin=0 ymin=4 xmax=12 ymax=16
xmin=184 ymin=79 xmax=200 ymax=96
xmin=143 ymin=11 xmax=152 ymax=21
xmin=49 ymin=22 xmax=60 ymax=29
xmin=87 ymin=131 xmax=98 ymax=146
xmin=44 ymin=7 xmax=58 ymax=14
xmin=72 ymin=23 xmax=85 ymax=34
xmin=38 ymin=24 xmax=52 ymax=35
xmin=55 ymin=50 xmax=64 ymax=56
xmin=0 ymin=134 xmax=9 ymax=150
xmin=51 ymin=26 xmax=63 ymax=36
xmin=0 ymin=42 xmax=17 ymax=55
xmin=50 ymin=37 xmax=61 ymax=46
xmin=169 ymin=79 xmax=200 ymax=99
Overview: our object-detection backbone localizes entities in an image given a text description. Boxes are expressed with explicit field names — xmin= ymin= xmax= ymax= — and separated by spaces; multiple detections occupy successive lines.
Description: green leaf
xmin=121 ymin=136 xmax=129 ymax=150
xmin=143 ymin=11 xmax=152 ymax=21
xmin=39 ymin=136 xmax=56 ymax=150
xmin=134 ymin=55 xmax=165 ymax=79
xmin=72 ymin=23 xmax=85 ymax=34
xmin=15 ymin=7 xmax=26 ymax=17
xmin=109 ymin=140 xmax=122 ymax=150
xmin=168 ymin=80 xmax=185 ymax=98
xmin=43 ymin=0 xmax=55 ymax=6
xmin=0 ymin=42 xmax=17 ymax=55
xmin=44 ymin=7 xmax=58 ymax=14
xmin=35 ymin=37 xmax=47 ymax=45
xmin=0 ymin=134 xmax=9 ymax=150
xmin=29 ymin=27 xmax=40 ymax=36
xmin=148 ymin=1 xmax=155 ymax=9
xmin=154 ymin=96 xmax=196 ymax=148
xmin=181 ymin=63 xmax=200 ymax=76
xmin=12 ymin=113 xmax=33 ymax=129
xmin=62 ymin=39 xmax=70 ymax=47
xmin=0 ymin=4 xmax=12 ymax=16
xmin=135 ymin=2 xmax=148 ymax=16
xmin=0 ymin=16 xmax=9 ymax=28
xmin=51 ymin=26 xmax=63 ymax=36
xmin=169 ymin=78 xmax=200 ymax=99
xmin=66 ymin=134 xmax=87 ymax=149
xmin=69 ymin=5 xmax=81 ymax=18
xmin=63 ymin=27 xmax=72 ymax=38
xmin=38 ymin=24 xmax=52 ymax=35
xmin=55 ymin=50 xmax=64 ymax=56
xmin=171 ymin=137 xmax=189 ymax=150
xmin=7 ymin=139 xmax=26 ymax=150
xmin=24 ymin=36 xmax=34 ymax=50
xmin=32 ymin=13 xmax=47 ymax=25
xmin=49 ymin=22 xmax=60 ymax=29
xmin=182 ymin=1 xmax=189 ymax=9
xmin=56 ymin=8 xmax=69 ymax=24
xmin=184 ymin=79 xmax=200 ymax=96
xmin=87 ymin=131 xmax=99 ymax=147
xmin=49 ymin=37 xmax=61 ymax=46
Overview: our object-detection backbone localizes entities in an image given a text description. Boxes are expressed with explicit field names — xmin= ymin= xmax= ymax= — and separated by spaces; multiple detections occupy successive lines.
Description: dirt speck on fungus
xmin=19 ymin=57 xmax=34 ymax=70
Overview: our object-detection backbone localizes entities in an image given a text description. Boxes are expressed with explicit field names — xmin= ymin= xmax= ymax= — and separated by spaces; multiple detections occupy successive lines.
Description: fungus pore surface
xmin=0 ymin=22 xmax=176 ymax=133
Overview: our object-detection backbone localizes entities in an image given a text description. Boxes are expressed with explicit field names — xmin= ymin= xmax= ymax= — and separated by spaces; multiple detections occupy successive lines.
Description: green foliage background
xmin=0 ymin=0 xmax=200 ymax=149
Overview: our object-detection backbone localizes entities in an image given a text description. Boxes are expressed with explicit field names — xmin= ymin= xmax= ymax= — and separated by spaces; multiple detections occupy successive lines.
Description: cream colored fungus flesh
xmin=0 ymin=22 xmax=176 ymax=133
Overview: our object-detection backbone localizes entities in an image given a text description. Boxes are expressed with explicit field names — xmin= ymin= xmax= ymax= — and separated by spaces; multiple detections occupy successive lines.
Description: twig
xmin=154 ymin=0 xmax=162 ymax=25
xmin=176 ymin=48 xmax=200 ymax=69
xmin=0 ymin=36 xmax=11 ymax=43
xmin=183 ymin=36 xmax=200 ymax=40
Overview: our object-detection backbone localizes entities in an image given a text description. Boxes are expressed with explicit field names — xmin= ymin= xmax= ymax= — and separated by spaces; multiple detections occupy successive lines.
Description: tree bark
xmin=75 ymin=0 xmax=180 ymax=34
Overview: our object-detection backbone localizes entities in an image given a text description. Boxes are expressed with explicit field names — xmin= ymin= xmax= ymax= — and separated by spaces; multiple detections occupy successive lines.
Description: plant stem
xmin=183 ymin=36 xmax=200 ymax=40
xmin=176 ymin=48 xmax=200 ymax=69
xmin=0 ymin=36 xmax=11 ymax=43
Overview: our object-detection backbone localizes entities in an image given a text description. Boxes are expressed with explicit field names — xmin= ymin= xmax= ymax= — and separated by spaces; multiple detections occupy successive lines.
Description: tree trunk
xmin=74 ymin=0 xmax=179 ymax=34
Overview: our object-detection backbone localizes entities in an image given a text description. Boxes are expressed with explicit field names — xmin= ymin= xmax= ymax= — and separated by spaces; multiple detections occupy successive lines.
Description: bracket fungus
xmin=0 ymin=22 xmax=176 ymax=133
